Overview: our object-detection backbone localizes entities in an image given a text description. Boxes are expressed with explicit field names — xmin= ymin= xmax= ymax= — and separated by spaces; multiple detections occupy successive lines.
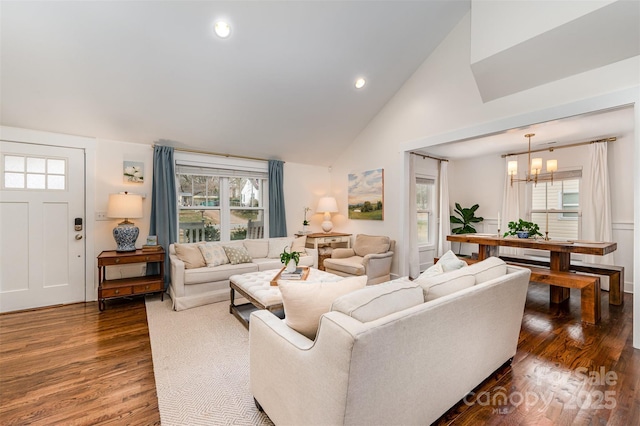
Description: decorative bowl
xmin=516 ymin=231 xmax=529 ymax=239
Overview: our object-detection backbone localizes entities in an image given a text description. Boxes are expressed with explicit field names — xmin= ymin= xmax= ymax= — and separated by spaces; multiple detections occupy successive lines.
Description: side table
xmin=300 ymin=232 xmax=351 ymax=270
xmin=97 ymin=248 xmax=165 ymax=311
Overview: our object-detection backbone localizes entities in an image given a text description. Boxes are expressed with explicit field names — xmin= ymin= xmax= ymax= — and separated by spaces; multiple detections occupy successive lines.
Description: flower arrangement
xmin=303 ymin=207 xmax=311 ymax=226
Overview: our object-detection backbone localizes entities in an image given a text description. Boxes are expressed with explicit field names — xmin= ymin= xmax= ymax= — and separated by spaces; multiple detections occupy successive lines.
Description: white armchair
xmin=323 ymin=234 xmax=395 ymax=284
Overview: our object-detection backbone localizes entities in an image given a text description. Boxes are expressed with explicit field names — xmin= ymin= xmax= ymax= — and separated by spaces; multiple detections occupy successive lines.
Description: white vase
xmin=285 ymin=260 xmax=297 ymax=273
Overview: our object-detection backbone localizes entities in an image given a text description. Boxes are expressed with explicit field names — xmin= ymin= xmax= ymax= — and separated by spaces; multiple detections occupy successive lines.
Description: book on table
xmin=281 ymin=267 xmax=304 ymax=279
xmin=142 ymin=244 xmax=163 ymax=252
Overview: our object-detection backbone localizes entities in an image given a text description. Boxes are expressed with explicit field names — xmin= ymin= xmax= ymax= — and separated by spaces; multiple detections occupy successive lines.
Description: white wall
xmin=328 ymin=11 xmax=639 ymax=346
xmin=283 ymin=162 xmax=331 ymax=234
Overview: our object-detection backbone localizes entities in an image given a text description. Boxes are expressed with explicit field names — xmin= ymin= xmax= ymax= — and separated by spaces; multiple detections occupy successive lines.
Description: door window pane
xmin=27 ymin=157 xmax=45 ymax=173
xmin=3 ymin=155 xmax=66 ymax=190
xmin=4 ymin=156 xmax=24 ymax=172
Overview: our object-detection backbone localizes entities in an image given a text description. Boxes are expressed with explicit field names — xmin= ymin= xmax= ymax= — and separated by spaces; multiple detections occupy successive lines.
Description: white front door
xmin=0 ymin=141 xmax=85 ymax=312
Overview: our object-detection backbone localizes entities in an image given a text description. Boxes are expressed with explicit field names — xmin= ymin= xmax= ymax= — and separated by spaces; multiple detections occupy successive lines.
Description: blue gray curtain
xmin=268 ymin=160 xmax=287 ymax=237
xmin=148 ymin=145 xmax=177 ymax=288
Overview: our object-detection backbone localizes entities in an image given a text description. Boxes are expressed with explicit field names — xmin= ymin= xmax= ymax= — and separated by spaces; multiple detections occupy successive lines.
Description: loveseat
xmin=249 ymin=257 xmax=531 ymax=425
xmin=169 ymin=236 xmax=317 ymax=311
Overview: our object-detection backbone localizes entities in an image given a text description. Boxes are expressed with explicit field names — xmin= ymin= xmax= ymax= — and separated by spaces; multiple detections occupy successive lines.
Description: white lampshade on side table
xmin=317 ymin=196 xmax=339 ymax=233
xmin=107 ymin=192 xmax=143 ymax=252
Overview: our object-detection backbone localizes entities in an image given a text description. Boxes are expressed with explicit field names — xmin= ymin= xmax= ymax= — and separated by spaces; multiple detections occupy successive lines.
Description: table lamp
xmin=107 ymin=192 xmax=143 ymax=252
xmin=316 ymin=196 xmax=338 ymax=233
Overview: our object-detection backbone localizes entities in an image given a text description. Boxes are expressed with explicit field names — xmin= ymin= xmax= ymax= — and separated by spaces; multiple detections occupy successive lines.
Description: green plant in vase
xmin=503 ymin=219 xmax=543 ymax=239
xmin=280 ymin=246 xmax=300 ymax=272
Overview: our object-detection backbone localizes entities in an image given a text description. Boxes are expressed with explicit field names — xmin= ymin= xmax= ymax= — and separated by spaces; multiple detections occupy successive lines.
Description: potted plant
xmin=280 ymin=246 xmax=300 ymax=272
xmin=450 ymin=203 xmax=484 ymax=255
xmin=450 ymin=203 xmax=484 ymax=234
xmin=503 ymin=219 xmax=543 ymax=239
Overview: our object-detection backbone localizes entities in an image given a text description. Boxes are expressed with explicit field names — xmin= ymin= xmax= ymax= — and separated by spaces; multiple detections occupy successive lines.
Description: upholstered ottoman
xmin=229 ymin=268 xmax=342 ymax=328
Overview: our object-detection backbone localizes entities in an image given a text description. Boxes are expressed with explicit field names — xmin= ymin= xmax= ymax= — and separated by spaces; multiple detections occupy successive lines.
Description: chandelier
xmin=508 ymin=133 xmax=557 ymax=186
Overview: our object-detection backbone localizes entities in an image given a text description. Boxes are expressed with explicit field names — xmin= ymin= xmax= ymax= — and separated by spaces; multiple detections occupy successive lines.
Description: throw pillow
xmin=331 ymin=277 xmax=423 ymax=323
xmin=436 ymin=250 xmax=468 ymax=272
xmin=198 ymin=243 xmax=229 ymax=267
xmin=417 ymin=263 xmax=444 ymax=280
xmin=279 ymin=276 xmax=367 ymax=339
xmin=223 ymin=245 xmax=253 ymax=265
xmin=174 ymin=243 xmax=206 ymax=269
xmin=465 ymin=257 xmax=507 ymax=284
xmin=290 ymin=235 xmax=307 ymax=255
xmin=267 ymin=237 xmax=294 ymax=259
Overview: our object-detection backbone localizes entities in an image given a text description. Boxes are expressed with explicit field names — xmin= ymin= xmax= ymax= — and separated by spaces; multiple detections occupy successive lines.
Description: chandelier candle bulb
xmin=547 ymin=159 xmax=558 ymax=173
xmin=531 ymin=158 xmax=543 ymax=174
xmin=508 ymin=161 xmax=518 ymax=176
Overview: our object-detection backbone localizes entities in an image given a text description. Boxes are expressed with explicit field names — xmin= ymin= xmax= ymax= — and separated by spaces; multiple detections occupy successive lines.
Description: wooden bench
xmin=499 ymin=254 xmax=624 ymax=306
xmin=436 ymin=257 xmax=601 ymax=324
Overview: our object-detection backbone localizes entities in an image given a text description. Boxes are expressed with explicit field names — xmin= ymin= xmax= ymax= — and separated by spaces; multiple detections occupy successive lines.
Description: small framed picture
xmin=146 ymin=235 xmax=158 ymax=246
xmin=123 ymin=161 xmax=144 ymax=183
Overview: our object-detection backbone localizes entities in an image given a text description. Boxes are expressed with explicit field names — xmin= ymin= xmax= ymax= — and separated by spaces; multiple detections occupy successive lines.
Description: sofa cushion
xmin=223 ymin=245 xmax=253 ymax=265
xmin=198 ymin=243 xmax=229 ymax=267
xmin=466 ymin=257 xmax=507 ymax=284
xmin=416 ymin=267 xmax=475 ymax=301
xmin=174 ymin=243 xmax=206 ymax=269
xmin=331 ymin=277 xmax=423 ymax=323
xmin=436 ymin=250 xmax=468 ymax=272
xmin=243 ymin=239 xmax=269 ymax=259
xmin=267 ymin=237 xmax=294 ymax=259
xmin=353 ymin=234 xmax=390 ymax=257
xmin=323 ymin=256 xmax=365 ymax=276
xmin=279 ymin=276 xmax=367 ymax=339
xmin=252 ymin=258 xmax=284 ymax=271
xmin=184 ymin=262 xmax=258 ymax=285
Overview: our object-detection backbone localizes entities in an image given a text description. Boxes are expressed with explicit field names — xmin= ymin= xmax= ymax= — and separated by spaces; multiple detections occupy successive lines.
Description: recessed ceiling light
xmin=214 ymin=21 xmax=231 ymax=38
xmin=355 ymin=78 xmax=366 ymax=89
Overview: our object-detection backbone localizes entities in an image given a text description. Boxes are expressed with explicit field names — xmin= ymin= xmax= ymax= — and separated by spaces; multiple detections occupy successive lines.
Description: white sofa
xmin=249 ymin=257 xmax=531 ymax=425
xmin=169 ymin=237 xmax=317 ymax=311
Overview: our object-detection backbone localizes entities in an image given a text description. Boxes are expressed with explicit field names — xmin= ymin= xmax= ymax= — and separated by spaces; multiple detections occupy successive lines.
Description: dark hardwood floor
xmin=0 ymin=298 xmax=159 ymax=426
xmin=0 ymin=285 xmax=638 ymax=425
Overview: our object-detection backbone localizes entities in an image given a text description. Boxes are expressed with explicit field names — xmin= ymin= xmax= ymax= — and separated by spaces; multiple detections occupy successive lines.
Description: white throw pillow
xmin=267 ymin=237 xmax=294 ymax=259
xmin=417 ymin=263 xmax=444 ymax=280
xmin=436 ymin=250 xmax=468 ymax=272
xmin=279 ymin=276 xmax=367 ymax=339
xmin=466 ymin=257 xmax=507 ymax=284
xmin=290 ymin=235 xmax=307 ymax=255
xmin=198 ymin=243 xmax=229 ymax=267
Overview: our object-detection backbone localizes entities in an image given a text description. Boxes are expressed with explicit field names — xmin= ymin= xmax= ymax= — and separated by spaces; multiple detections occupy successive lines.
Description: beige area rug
xmin=145 ymin=295 xmax=274 ymax=425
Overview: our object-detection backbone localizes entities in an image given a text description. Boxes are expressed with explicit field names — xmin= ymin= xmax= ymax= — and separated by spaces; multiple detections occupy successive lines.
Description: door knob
xmin=75 ymin=234 xmax=83 ymax=240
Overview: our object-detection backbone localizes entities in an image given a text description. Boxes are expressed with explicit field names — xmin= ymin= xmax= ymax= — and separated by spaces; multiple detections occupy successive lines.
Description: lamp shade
xmin=107 ymin=193 xmax=143 ymax=219
xmin=316 ymin=196 xmax=338 ymax=213
xmin=507 ymin=160 xmax=518 ymax=176
xmin=317 ymin=196 xmax=338 ymax=233
xmin=107 ymin=192 xmax=143 ymax=252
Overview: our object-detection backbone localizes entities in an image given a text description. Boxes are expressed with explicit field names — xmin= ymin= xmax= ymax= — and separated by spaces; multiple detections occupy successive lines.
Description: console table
xmin=300 ymin=232 xmax=351 ymax=270
xmin=97 ymin=248 xmax=165 ymax=311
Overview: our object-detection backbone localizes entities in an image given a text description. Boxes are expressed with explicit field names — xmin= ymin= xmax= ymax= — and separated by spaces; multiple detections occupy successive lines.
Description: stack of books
xmin=280 ymin=267 xmax=304 ymax=280
xmin=142 ymin=244 xmax=162 ymax=252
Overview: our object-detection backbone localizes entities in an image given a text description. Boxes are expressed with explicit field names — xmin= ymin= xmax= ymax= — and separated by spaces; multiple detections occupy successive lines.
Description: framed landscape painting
xmin=348 ymin=168 xmax=384 ymax=220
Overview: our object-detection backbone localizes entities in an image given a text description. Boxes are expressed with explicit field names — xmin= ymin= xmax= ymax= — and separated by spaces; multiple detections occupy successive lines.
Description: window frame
xmin=415 ymin=176 xmax=436 ymax=248
xmin=175 ymin=152 xmax=269 ymax=242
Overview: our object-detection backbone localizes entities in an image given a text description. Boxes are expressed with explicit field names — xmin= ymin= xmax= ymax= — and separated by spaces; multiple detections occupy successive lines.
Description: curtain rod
xmin=501 ymin=137 xmax=616 ymax=158
xmin=153 ymin=144 xmax=280 ymax=163
xmin=410 ymin=151 xmax=448 ymax=162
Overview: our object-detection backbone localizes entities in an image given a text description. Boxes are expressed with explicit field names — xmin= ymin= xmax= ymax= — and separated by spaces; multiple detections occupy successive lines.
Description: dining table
xmin=446 ymin=234 xmax=617 ymax=303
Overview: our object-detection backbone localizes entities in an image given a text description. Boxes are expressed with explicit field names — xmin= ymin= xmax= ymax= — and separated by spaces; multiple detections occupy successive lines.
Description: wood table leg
xmin=549 ymin=252 xmax=571 ymax=304
xmin=609 ymin=270 xmax=623 ymax=306
xmin=477 ymin=244 xmax=499 ymax=261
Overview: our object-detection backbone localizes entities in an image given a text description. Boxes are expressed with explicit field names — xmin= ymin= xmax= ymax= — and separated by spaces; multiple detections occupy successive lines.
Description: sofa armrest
xmin=363 ymin=251 xmax=394 ymax=279
xmin=331 ymin=248 xmax=356 ymax=259
xmin=169 ymin=252 xmax=186 ymax=298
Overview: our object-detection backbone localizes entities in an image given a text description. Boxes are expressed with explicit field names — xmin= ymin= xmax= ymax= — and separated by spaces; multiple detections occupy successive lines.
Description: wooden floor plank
xmin=0 ymin=285 xmax=638 ymax=425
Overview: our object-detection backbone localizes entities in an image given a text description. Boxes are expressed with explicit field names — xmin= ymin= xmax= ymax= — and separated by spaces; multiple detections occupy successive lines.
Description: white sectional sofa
xmin=249 ymin=257 xmax=531 ymax=425
xmin=169 ymin=237 xmax=317 ymax=311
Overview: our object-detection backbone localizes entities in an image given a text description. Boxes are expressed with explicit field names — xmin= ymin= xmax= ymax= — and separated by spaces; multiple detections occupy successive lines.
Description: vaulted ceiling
xmin=0 ymin=1 xmax=470 ymax=165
